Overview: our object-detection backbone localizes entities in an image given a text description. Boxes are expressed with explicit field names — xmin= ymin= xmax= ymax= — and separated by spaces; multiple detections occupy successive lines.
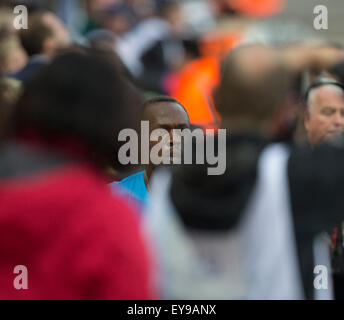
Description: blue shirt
xmin=112 ymin=170 xmax=149 ymax=207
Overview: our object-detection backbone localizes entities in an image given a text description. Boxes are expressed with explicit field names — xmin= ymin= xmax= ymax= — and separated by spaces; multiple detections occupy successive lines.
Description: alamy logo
xmin=313 ymin=5 xmax=328 ymax=30
xmin=314 ymin=265 xmax=328 ymax=290
xmin=13 ymin=5 xmax=28 ymax=30
xmin=117 ymin=121 xmax=227 ymax=175
xmin=13 ymin=265 xmax=28 ymax=290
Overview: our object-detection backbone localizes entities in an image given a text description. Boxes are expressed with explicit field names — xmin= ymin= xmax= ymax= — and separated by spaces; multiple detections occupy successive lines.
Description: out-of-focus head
xmin=12 ymin=48 xmax=143 ymax=168
xmin=19 ymin=11 xmax=69 ymax=58
xmin=142 ymin=96 xmax=190 ymax=169
xmin=157 ymin=0 xmax=185 ymax=34
xmin=101 ymin=4 xmax=134 ymax=36
xmin=0 ymin=29 xmax=27 ymax=75
xmin=128 ymin=0 xmax=155 ymax=20
xmin=214 ymin=44 xmax=292 ymax=135
xmin=304 ymin=78 xmax=344 ymax=145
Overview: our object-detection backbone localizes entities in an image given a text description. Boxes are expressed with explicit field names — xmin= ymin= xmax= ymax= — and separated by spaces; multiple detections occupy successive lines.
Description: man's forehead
xmin=318 ymin=85 xmax=344 ymax=100
xmin=144 ymin=102 xmax=189 ymax=124
xmin=309 ymin=84 xmax=344 ymax=106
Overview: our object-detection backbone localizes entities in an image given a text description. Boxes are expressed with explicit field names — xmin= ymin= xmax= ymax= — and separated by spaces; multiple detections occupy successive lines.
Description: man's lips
xmin=326 ymin=130 xmax=343 ymax=136
xmin=322 ymin=130 xmax=344 ymax=142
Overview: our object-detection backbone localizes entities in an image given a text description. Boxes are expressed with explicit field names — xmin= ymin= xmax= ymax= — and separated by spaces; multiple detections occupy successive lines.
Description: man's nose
xmin=333 ymin=112 xmax=344 ymax=127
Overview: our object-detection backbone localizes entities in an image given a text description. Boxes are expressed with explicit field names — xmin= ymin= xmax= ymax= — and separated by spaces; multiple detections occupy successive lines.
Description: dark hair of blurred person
xmin=67 ymin=44 xmax=144 ymax=182
xmin=85 ymin=34 xmax=140 ymax=89
xmin=0 ymin=49 xmax=154 ymax=299
xmin=12 ymin=48 xmax=142 ymax=169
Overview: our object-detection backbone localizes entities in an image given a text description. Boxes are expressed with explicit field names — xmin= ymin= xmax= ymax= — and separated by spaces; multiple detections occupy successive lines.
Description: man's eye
xmin=321 ymin=108 xmax=335 ymax=116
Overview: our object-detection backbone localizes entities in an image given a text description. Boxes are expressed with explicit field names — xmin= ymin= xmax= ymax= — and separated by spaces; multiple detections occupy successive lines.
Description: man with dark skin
xmin=112 ymin=96 xmax=190 ymax=207
xmin=142 ymin=97 xmax=190 ymax=187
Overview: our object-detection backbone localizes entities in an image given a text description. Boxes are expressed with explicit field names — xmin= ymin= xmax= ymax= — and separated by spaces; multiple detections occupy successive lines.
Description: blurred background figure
xmin=1 ymin=0 xmax=344 ymax=301
xmin=0 ymin=28 xmax=27 ymax=75
xmin=0 ymin=6 xmax=28 ymax=76
xmin=0 ymin=49 xmax=154 ymax=299
xmin=13 ymin=10 xmax=69 ymax=83
xmin=144 ymin=44 xmax=344 ymax=300
xmin=19 ymin=11 xmax=69 ymax=58
xmin=86 ymin=28 xmax=117 ymax=51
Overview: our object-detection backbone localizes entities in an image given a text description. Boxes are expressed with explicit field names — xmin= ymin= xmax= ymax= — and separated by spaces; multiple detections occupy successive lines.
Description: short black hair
xmin=142 ymin=96 xmax=190 ymax=121
xmin=12 ymin=48 xmax=143 ymax=168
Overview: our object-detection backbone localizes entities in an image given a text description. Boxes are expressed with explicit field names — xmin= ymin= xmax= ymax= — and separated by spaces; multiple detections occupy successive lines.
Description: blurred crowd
xmin=1 ymin=0 xmax=344 ymax=300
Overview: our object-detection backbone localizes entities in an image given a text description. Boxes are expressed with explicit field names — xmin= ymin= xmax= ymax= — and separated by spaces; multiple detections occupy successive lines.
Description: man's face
xmin=305 ymin=85 xmax=344 ymax=145
xmin=146 ymin=102 xmax=190 ymax=165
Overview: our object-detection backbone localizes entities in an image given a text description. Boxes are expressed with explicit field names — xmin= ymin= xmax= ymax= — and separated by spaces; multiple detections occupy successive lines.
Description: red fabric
xmin=226 ymin=0 xmax=285 ymax=17
xmin=0 ymin=162 xmax=154 ymax=300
